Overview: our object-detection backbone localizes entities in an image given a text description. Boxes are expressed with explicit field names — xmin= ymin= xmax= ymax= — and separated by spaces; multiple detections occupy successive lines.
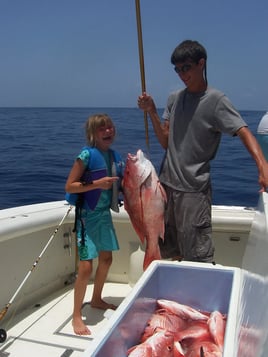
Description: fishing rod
xmin=135 ymin=0 xmax=149 ymax=150
xmin=0 ymin=205 xmax=73 ymax=343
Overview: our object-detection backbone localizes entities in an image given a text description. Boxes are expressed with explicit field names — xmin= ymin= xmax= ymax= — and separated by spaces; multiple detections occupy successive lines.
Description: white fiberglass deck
xmin=0 ymin=282 xmax=132 ymax=357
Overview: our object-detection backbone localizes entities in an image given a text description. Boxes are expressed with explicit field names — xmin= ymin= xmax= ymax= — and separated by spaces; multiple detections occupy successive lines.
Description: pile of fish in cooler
xmin=127 ymin=299 xmax=226 ymax=357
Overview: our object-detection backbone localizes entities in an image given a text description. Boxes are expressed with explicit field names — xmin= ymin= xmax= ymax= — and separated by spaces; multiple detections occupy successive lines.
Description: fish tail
xmin=143 ymin=246 xmax=161 ymax=270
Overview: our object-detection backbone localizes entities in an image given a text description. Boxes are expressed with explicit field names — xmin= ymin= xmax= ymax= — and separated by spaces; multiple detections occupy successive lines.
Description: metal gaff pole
xmin=135 ymin=0 xmax=149 ymax=150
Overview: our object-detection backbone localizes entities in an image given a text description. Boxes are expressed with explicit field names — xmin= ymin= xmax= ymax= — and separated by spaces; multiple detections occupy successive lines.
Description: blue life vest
xmin=65 ymin=147 xmax=124 ymax=212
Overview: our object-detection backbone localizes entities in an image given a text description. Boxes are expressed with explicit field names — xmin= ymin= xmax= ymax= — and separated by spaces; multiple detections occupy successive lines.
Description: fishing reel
xmin=0 ymin=206 xmax=73 ymax=346
xmin=0 ymin=307 xmax=8 ymax=343
xmin=0 ymin=328 xmax=7 ymax=343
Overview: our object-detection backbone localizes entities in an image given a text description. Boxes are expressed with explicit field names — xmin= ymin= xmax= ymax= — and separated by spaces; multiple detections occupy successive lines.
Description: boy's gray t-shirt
xmin=160 ymin=87 xmax=247 ymax=192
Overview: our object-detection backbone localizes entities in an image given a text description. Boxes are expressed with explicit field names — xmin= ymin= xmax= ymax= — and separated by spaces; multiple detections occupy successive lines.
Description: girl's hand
xmin=97 ymin=176 xmax=119 ymax=190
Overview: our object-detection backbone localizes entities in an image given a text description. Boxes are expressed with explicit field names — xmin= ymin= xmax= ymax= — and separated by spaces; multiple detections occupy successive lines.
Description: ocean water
xmin=0 ymin=107 xmax=265 ymax=210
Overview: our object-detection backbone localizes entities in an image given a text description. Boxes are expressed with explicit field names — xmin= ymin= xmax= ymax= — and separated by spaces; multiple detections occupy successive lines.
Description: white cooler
xmin=84 ymin=261 xmax=242 ymax=357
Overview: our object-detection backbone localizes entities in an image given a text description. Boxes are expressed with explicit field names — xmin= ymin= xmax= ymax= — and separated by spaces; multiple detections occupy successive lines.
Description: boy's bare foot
xmin=90 ymin=299 xmax=117 ymax=310
xmin=72 ymin=317 xmax=91 ymax=336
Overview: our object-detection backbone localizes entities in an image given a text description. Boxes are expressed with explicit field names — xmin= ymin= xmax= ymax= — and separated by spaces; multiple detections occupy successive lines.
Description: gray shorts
xmin=159 ymin=185 xmax=214 ymax=262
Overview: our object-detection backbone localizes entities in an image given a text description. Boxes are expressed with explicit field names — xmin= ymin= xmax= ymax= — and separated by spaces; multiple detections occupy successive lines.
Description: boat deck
xmin=0 ymin=282 xmax=132 ymax=357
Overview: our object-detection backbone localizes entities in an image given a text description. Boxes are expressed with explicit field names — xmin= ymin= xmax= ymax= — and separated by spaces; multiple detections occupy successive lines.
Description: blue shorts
xmin=76 ymin=208 xmax=119 ymax=260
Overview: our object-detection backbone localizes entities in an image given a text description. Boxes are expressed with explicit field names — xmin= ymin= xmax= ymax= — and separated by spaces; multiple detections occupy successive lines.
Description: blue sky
xmin=0 ymin=0 xmax=267 ymax=110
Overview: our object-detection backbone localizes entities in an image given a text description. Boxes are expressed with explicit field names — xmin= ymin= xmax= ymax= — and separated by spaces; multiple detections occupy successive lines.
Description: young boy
xmin=138 ymin=40 xmax=268 ymax=263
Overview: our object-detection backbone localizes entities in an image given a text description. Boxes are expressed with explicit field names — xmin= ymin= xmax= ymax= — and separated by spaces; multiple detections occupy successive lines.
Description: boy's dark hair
xmin=171 ymin=40 xmax=208 ymax=85
xmin=171 ymin=40 xmax=207 ymax=65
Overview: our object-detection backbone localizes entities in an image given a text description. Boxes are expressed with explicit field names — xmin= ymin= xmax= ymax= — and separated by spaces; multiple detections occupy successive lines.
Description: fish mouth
xmin=127 ymin=154 xmax=137 ymax=163
xmin=127 ymin=149 xmax=143 ymax=162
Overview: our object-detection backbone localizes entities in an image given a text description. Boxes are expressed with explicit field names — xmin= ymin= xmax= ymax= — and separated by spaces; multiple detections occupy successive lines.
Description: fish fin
xmin=157 ymin=180 xmax=167 ymax=202
xmin=129 ymin=220 xmax=146 ymax=244
xmin=143 ymin=244 xmax=161 ymax=270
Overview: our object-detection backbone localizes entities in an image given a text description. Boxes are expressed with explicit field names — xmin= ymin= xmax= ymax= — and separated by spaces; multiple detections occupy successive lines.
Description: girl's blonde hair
xmin=85 ymin=113 xmax=115 ymax=146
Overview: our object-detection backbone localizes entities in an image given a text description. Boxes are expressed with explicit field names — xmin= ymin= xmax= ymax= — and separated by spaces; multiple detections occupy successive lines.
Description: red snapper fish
xmin=123 ymin=149 xmax=167 ymax=270
xmin=207 ymin=311 xmax=226 ymax=351
xmin=127 ymin=330 xmax=174 ymax=357
xmin=157 ymin=299 xmax=209 ymax=321
xmin=141 ymin=309 xmax=187 ymax=342
xmin=185 ymin=340 xmax=222 ymax=357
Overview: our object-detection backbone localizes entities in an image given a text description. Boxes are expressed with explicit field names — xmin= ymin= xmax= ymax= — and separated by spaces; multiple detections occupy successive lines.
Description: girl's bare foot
xmin=72 ymin=317 xmax=91 ymax=335
xmin=90 ymin=299 xmax=117 ymax=310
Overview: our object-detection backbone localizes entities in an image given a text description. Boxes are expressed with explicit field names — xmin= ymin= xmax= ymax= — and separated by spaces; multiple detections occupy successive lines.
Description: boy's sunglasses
xmin=174 ymin=64 xmax=193 ymax=74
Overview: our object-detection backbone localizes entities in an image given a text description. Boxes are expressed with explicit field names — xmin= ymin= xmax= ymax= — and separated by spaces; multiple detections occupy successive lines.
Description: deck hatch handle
xmin=229 ymin=236 xmax=241 ymax=242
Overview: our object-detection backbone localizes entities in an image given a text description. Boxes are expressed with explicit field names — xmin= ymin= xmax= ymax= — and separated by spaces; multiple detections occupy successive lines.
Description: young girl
xmin=65 ymin=113 xmax=124 ymax=336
